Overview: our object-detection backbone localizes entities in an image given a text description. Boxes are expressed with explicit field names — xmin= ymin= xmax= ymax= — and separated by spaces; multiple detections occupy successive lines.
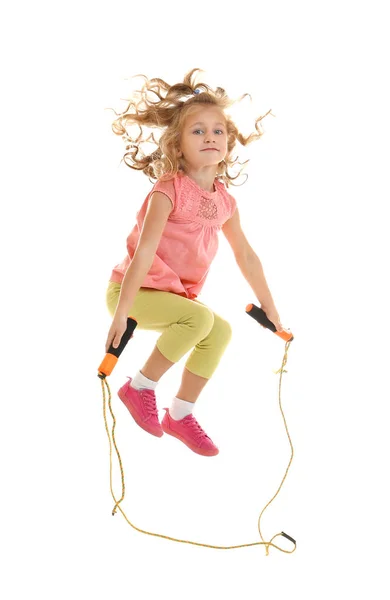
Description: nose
xmin=204 ymin=130 xmax=216 ymax=143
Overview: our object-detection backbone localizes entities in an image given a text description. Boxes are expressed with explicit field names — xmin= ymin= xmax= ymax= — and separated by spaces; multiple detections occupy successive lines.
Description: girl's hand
xmin=261 ymin=304 xmax=284 ymax=333
xmin=105 ymin=314 xmax=128 ymax=353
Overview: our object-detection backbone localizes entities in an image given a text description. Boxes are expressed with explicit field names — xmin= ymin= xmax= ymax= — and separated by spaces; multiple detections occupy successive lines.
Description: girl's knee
xmin=210 ymin=315 xmax=233 ymax=349
xmin=192 ymin=307 xmax=232 ymax=344
xmin=193 ymin=305 xmax=215 ymax=337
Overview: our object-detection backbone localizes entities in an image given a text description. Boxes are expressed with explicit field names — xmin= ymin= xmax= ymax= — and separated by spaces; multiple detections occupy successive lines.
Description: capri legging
xmin=106 ymin=281 xmax=233 ymax=379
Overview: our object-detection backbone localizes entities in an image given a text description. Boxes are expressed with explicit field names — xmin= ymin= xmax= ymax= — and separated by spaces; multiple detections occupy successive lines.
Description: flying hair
xmin=107 ymin=68 xmax=275 ymax=187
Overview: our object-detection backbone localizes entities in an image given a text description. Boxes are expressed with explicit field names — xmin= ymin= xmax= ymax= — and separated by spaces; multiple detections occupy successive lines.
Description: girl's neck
xmin=183 ymin=166 xmax=218 ymax=193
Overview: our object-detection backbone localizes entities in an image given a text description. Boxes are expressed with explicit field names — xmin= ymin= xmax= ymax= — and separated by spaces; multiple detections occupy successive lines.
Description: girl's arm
xmin=114 ymin=191 xmax=173 ymax=318
xmin=115 ymin=250 xmax=156 ymax=318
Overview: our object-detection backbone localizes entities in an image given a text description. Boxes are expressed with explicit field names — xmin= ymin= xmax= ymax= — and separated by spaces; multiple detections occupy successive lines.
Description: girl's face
xmin=178 ymin=106 xmax=228 ymax=170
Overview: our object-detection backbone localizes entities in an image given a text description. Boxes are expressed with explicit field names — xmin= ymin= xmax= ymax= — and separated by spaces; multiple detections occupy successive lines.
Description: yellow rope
xmin=100 ymin=339 xmax=296 ymax=555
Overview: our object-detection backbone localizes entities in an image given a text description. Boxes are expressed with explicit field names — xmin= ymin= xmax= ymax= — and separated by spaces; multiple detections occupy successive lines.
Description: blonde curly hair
xmin=108 ymin=68 xmax=274 ymax=187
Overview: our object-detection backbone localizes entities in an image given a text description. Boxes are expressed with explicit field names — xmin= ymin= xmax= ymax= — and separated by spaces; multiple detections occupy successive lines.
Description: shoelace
xmin=139 ymin=389 xmax=159 ymax=421
xmin=181 ymin=414 xmax=210 ymax=441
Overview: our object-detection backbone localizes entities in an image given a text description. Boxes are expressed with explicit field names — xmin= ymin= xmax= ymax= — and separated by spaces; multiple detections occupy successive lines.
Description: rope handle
xmin=98 ymin=317 xmax=138 ymax=379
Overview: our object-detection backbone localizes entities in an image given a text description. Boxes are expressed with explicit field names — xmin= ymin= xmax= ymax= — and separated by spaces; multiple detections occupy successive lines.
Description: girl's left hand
xmin=261 ymin=304 xmax=284 ymax=332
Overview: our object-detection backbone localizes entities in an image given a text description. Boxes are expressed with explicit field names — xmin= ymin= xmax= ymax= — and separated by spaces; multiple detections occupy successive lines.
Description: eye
xmin=192 ymin=129 xmax=223 ymax=135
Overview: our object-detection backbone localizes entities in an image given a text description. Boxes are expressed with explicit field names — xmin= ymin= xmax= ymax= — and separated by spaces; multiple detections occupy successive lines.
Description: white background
xmin=1 ymin=0 xmax=389 ymax=598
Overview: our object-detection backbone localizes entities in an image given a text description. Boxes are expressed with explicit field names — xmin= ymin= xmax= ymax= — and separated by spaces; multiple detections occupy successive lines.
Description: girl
xmin=105 ymin=68 xmax=285 ymax=457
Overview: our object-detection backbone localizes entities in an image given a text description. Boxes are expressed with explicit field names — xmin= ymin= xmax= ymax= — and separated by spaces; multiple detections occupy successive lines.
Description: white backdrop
xmin=2 ymin=0 xmax=389 ymax=598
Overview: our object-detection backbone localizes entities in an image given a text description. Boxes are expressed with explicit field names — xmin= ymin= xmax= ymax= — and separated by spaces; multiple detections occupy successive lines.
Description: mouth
xmin=201 ymin=148 xmax=219 ymax=152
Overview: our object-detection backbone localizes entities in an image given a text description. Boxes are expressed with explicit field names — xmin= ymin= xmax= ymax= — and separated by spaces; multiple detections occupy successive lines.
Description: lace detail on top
xmin=172 ymin=175 xmax=234 ymax=225
xmin=197 ymin=196 xmax=218 ymax=220
xmin=178 ymin=186 xmax=196 ymax=213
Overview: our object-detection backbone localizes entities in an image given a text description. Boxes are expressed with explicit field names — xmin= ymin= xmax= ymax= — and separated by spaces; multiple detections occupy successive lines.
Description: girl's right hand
xmin=105 ymin=314 xmax=128 ymax=353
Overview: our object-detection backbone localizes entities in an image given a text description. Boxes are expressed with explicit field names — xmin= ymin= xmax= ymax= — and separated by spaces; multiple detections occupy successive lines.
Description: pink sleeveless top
xmin=109 ymin=172 xmax=237 ymax=299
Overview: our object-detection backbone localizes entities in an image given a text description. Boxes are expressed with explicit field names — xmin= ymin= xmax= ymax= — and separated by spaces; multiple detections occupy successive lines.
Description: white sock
xmin=169 ymin=396 xmax=195 ymax=421
xmin=130 ymin=370 xmax=158 ymax=391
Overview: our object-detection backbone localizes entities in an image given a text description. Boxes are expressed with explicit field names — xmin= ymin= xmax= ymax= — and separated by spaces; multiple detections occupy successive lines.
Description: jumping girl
xmin=105 ymin=68 xmax=285 ymax=457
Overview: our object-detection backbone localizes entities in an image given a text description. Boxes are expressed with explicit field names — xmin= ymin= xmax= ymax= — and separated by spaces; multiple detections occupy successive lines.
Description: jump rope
xmin=97 ymin=303 xmax=296 ymax=556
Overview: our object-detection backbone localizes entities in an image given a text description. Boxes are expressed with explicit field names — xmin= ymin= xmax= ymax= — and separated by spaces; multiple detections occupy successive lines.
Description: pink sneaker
xmin=161 ymin=408 xmax=219 ymax=457
xmin=118 ymin=377 xmax=163 ymax=438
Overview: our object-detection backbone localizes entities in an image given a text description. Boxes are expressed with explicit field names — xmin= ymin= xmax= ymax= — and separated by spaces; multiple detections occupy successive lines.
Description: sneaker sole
xmin=118 ymin=388 xmax=163 ymax=438
xmin=161 ymin=420 xmax=219 ymax=456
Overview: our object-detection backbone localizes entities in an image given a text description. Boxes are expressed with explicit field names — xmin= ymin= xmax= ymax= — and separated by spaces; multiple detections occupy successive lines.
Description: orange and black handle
xmin=246 ymin=304 xmax=294 ymax=342
xmin=98 ymin=317 xmax=138 ymax=379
